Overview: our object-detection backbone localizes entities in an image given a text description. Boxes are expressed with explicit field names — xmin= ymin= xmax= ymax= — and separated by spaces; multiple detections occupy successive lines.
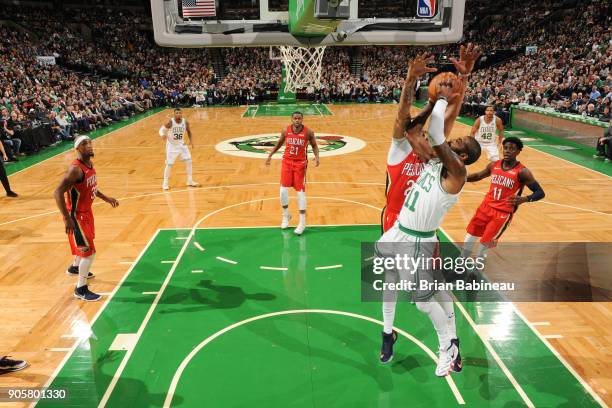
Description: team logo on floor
xmin=216 ymin=133 xmax=366 ymax=159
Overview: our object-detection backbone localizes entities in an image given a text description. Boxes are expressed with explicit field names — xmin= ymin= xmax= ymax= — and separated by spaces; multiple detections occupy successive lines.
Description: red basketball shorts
xmin=281 ymin=159 xmax=307 ymax=192
xmin=466 ymin=202 xmax=513 ymax=248
xmin=68 ymin=211 xmax=96 ymax=257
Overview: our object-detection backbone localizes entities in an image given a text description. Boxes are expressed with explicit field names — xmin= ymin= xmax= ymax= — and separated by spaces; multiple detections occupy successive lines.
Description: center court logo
xmin=215 ymin=133 xmax=366 ymax=159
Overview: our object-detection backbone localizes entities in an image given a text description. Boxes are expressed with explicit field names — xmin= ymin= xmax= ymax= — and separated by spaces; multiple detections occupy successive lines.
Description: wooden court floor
xmin=0 ymin=105 xmax=610 ymax=406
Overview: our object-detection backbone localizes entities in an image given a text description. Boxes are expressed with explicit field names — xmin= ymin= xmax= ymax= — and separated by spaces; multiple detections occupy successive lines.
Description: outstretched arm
xmin=467 ymin=162 xmax=494 ymax=182
xmin=446 ymin=43 xmax=482 ymax=137
xmin=308 ymin=129 xmax=320 ymax=167
xmin=159 ymin=120 xmax=171 ymax=141
xmin=428 ymin=83 xmax=466 ymax=194
xmin=186 ymin=120 xmax=194 ymax=148
xmin=96 ymin=190 xmax=119 ymax=208
xmin=392 ymin=54 xmax=437 ymax=140
xmin=496 ymin=116 xmax=504 ymax=144
xmin=53 ymin=165 xmax=82 ymax=234
xmin=265 ymin=130 xmax=287 ymax=166
xmin=508 ymin=168 xmax=545 ymax=206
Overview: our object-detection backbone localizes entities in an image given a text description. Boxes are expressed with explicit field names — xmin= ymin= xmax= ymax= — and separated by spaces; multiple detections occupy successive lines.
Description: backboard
xmin=152 ymin=0 xmax=466 ymax=48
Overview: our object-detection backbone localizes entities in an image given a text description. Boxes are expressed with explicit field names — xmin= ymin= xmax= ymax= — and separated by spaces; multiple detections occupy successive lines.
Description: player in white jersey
xmin=470 ymin=105 xmax=504 ymax=161
xmin=159 ymin=108 xmax=199 ymax=190
xmin=377 ymin=81 xmax=482 ymax=377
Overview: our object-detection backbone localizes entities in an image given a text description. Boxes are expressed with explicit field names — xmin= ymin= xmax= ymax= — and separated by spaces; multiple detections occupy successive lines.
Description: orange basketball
xmin=428 ymin=72 xmax=459 ymax=101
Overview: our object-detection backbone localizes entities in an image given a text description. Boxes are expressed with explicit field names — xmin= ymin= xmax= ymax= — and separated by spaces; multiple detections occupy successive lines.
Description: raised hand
xmin=436 ymin=80 xmax=461 ymax=103
xmin=449 ymin=43 xmax=482 ymax=75
xmin=407 ymin=54 xmax=438 ymax=79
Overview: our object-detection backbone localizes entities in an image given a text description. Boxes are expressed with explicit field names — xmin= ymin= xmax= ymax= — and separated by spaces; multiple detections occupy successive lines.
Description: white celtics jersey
xmin=167 ymin=118 xmax=187 ymax=146
xmin=397 ymin=159 xmax=459 ymax=232
xmin=476 ymin=115 xmax=497 ymax=145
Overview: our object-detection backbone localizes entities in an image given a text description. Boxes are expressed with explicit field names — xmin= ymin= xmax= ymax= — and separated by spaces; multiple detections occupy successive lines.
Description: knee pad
xmin=280 ymin=186 xmax=289 ymax=206
xmin=297 ymin=191 xmax=306 ymax=211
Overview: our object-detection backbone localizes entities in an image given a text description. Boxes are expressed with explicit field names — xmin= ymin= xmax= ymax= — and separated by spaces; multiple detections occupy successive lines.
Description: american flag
xmin=181 ymin=0 xmax=216 ymax=18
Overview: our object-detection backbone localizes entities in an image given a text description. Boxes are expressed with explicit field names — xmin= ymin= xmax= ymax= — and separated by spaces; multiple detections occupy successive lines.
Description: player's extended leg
xmin=294 ymin=161 xmax=307 ymax=235
xmin=380 ymin=287 xmax=398 ymax=363
xmin=74 ymin=254 xmax=100 ymax=302
xmin=185 ymin=159 xmax=199 ymax=187
xmin=280 ymin=186 xmax=291 ymax=228
xmin=415 ymin=290 xmax=461 ymax=376
xmin=486 ymin=145 xmax=500 ymax=162
xmin=66 ymin=255 xmax=94 ymax=278
xmin=295 ymin=191 xmax=306 ymax=235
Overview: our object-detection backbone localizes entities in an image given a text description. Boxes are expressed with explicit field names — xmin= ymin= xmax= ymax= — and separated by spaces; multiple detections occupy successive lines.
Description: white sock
xmin=476 ymin=243 xmax=488 ymax=259
xmin=297 ymin=191 xmax=306 ymax=225
xmin=163 ymin=164 xmax=172 ymax=185
xmin=280 ymin=187 xmax=289 ymax=216
xmin=72 ymin=256 xmax=81 ymax=267
xmin=416 ymin=299 xmax=451 ymax=351
xmin=433 ymin=290 xmax=456 ymax=341
xmin=461 ymin=233 xmax=479 ymax=258
xmin=77 ymin=255 xmax=95 ymax=288
xmin=382 ymin=300 xmax=397 ymax=334
xmin=185 ymin=160 xmax=193 ymax=183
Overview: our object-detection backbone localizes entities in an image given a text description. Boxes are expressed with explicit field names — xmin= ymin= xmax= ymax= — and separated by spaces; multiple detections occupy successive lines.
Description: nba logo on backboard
xmin=417 ymin=0 xmax=436 ymax=18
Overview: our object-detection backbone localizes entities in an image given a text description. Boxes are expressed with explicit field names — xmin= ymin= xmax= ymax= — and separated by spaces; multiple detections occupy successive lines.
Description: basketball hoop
xmin=271 ymin=45 xmax=327 ymax=93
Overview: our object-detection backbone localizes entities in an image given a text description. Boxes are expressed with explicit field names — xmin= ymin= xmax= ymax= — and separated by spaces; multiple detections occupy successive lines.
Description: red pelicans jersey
xmin=386 ymin=151 xmax=426 ymax=214
xmin=66 ymin=160 xmax=97 ymax=214
xmin=283 ymin=125 xmax=308 ymax=161
xmin=484 ymin=160 xmax=525 ymax=212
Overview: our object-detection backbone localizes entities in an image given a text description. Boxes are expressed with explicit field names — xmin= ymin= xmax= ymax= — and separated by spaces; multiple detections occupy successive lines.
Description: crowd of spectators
xmin=1 ymin=0 xmax=610 ymax=164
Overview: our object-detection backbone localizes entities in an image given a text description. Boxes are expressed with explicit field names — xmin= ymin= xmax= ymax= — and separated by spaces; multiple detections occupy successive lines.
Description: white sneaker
xmin=281 ymin=214 xmax=292 ymax=229
xmin=187 ymin=181 xmax=200 ymax=187
xmin=294 ymin=223 xmax=306 ymax=235
xmin=162 ymin=184 xmax=169 ymax=191
xmin=435 ymin=347 xmax=452 ymax=377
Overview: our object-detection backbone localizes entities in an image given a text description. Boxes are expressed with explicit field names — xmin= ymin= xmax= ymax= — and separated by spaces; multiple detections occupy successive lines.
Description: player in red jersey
xmin=53 ymin=136 xmax=119 ymax=301
xmin=460 ymin=136 xmax=545 ymax=260
xmin=266 ymin=111 xmax=319 ymax=235
xmin=383 ymin=45 xmax=481 ymax=233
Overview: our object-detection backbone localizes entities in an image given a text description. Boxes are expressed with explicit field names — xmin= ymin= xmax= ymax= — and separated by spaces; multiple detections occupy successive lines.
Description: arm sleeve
xmin=526 ymin=181 xmax=545 ymax=202
xmin=427 ymin=99 xmax=448 ymax=146
xmin=387 ymin=138 xmax=412 ymax=166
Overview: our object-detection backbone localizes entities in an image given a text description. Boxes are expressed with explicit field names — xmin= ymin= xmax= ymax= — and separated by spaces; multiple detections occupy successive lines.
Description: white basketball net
xmin=275 ymin=45 xmax=327 ymax=93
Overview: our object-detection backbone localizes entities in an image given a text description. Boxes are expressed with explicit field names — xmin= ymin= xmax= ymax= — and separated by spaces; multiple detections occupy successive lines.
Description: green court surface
xmin=243 ymin=103 xmax=332 ymax=117
xmin=37 ymin=226 xmax=602 ymax=407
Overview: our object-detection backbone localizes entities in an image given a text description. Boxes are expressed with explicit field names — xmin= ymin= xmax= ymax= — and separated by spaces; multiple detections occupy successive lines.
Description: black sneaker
xmin=74 ymin=285 xmax=101 ymax=302
xmin=449 ymin=338 xmax=462 ymax=373
xmin=0 ymin=356 xmax=28 ymax=374
xmin=6 ymin=191 xmax=18 ymax=198
xmin=66 ymin=265 xmax=94 ymax=278
xmin=380 ymin=330 xmax=398 ymax=364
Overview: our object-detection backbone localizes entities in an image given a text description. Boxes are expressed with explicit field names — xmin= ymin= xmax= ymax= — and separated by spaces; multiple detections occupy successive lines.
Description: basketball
xmin=428 ymin=72 xmax=459 ymax=101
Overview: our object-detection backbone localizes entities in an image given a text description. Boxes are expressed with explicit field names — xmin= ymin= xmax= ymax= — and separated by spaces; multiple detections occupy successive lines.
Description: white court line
xmin=9 ymin=109 xmax=165 ymax=178
xmin=315 ymin=264 xmax=343 ymax=270
xmin=191 ymin=270 xmax=204 ymax=273
xmin=194 ymin=242 xmax=205 ymax=251
xmin=31 ymin=230 xmax=161 ymax=408
xmin=95 ymin=196 xmax=390 ymax=407
xmin=511 ymin=307 xmax=608 ymax=408
xmin=259 ymin=266 xmax=288 ymax=271
xmin=364 ymin=256 xmax=375 ymax=261
xmin=161 ymin=260 xmax=175 ymax=264
xmin=119 ymin=261 xmax=134 ymax=265
xmin=543 ymin=335 xmax=563 ymax=339
xmin=49 ymin=348 xmax=72 ymax=352
xmin=176 ymin=237 xmax=189 ymax=240
xmin=97 ymin=292 xmax=112 ymax=296
xmin=142 ymin=292 xmax=159 ymax=295
xmin=60 ymin=334 xmax=79 ymax=339
xmin=162 ymin=309 xmax=465 ymax=407
xmin=524 ymin=144 xmax=612 ymax=180
xmin=439 ymin=226 xmax=608 ymax=408
xmin=453 ymin=302 xmax=534 ymax=407
xmin=0 ymin=181 xmax=386 ymax=228
xmin=216 ymin=256 xmax=238 ymax=265
xmin=531 ymin=322 xmax=551 ymax=326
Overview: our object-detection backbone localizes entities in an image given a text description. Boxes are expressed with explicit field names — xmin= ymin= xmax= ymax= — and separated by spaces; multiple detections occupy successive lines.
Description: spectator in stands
xmin=594 ymin=117 xmax=612 ymax=161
